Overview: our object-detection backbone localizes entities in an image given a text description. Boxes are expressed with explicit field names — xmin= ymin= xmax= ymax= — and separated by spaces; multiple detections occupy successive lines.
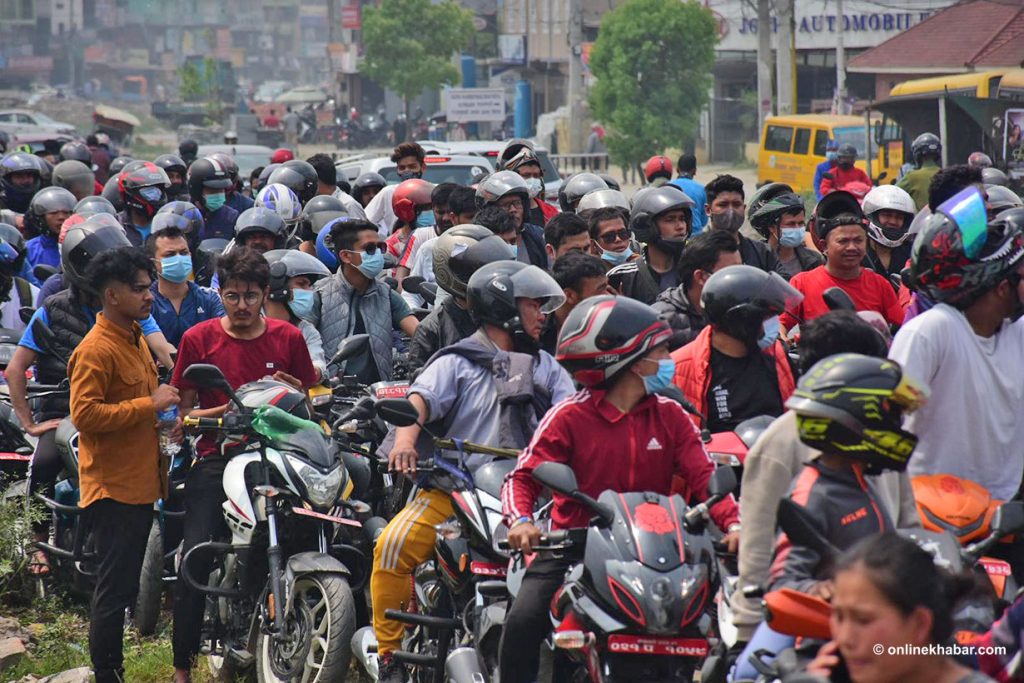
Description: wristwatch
xmin=509 ymin=515 xmax=533 ymax=529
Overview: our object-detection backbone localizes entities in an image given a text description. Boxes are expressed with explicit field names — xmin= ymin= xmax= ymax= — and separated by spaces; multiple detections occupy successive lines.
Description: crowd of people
xmin=1 ymin=128 xmax=1023 ymax=683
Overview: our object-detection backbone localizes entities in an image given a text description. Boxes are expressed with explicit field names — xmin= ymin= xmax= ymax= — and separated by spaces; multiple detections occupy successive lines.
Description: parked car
xmin=335 ymin=152 xmax=494 ymax=187
xmin=0 ymin=109 xmax=77 ymax=137
xmin=418 ymin=140 xmax=562 ymax=202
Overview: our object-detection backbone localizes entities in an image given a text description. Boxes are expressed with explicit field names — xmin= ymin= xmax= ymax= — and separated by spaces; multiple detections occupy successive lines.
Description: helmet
xmin=908 ymin=187 xmax=1024 ymax=309
xmin=265 ymin=249 xmax=331 ymax=302
xmin=812 ymin=190 xmax=867 ymax=240
xmin=466 ymin=260 xmax=565 ymax=335
xmin=0 ymin=222 xmax=27 ymax=276
xmin=836 ymin=143 xmax=858 ymax=161
xmin=61 ymin=217 xmax=132 ymax=293
xmin=474 ymin=171 xmax=528 ymax=212
xmin=267 ymin=160 xmax=319 ymax=204
xmin=74 ymin=195 xmax=117 ymax=216
xmin=209 ymin=152 xmax=239 ymax=182
xmin=986 ymin=185 xmax=1023 ymax=217
xmin=503 ymin=147 xmax=543 ymax=175
xmin=154 ymin=201 xmax=205 ymax=249
xmin=629 ymin=184 xmax=694 ymax=243
xmin=598 ymin=173 xmax=621 ymax=192
xmin=786 ymin=353 xmax=927 ymax=472
xmin=231 ymin=379 xmax=313 ymax=422
xmin=298 ymin=195 xmax=348 ymax=240
xmin=101 ymin=175 xmax=125 ymax=211
xmin=270 ymin=148 xmax=294 ymax=164
xmin=51 ymin=160 xmax=95 ymax=199
xmin=1 ymin=152 xmax=42 ymax=208
xmin=26 ymin=186 xmax=77 ymax=236
xmin=701 ymin=265 xmax=803 ymax=344
xmin=497 ymin=138 xmax=535 ymax=170
xmin=967 ymin=152 xmax=993 ymax=169
xmin=258 ymin=163 xmax=281 ymax=187
xmin=58 ymin=141 xmax=92 ymax=165
xmin=393 ymin=178 xmax=436 ymax=224
xmin=154 ymin=153 xmax=187 ymax=178
xmin=178 ymin=139 xmax=198 ymax=162
xmin=352 ymin=172 xmax=386 ymax=204
xmin=748 ymin=182 xmax=804 ymax=238
xmin=911 ymin=133 xmax=942 ymax=166
xmin=186 ymin=156 xmax=233 ymax=206
xmin=862 ymin=185 xmax=916 ymax=248
xmin=556 ymin=295 xmax=672 ymax=387
xmin=107 ymin=156 xmax=134 ymax=176
xmin=224 ymin=131 xmax=238 ymax=144
xmin=34 ymin=157 xmax=52 ymax=188
xmin=981 ymin=167 xmax=1009 ymax=187
xmin=255 ymin=183 xmax=302 ymax=230
xmin=234 ymin=206 xmax=286 ymax=249
xmin=120 ymin=161 xmax=170 ymax=219
xmin=316 ymin=220 xmax=341 ymax=271
xmin=576 ymin=189 xmax=630 ymax=213
xmin=559 ymin=173 xmax=608 ymax=212
xmin=643 ymin=155 xmax=673 ymax=182
xmin=433 ymin=224 xmax=515 ymax=298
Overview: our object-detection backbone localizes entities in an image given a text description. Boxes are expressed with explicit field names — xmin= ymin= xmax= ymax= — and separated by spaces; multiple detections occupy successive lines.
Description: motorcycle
xmin=178 ymin=363 xmax=366 ymax=682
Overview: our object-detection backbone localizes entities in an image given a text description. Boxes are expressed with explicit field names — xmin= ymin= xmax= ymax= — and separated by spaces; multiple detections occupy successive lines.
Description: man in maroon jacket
xmin=499 ymin=295 xmax=740 ymax=683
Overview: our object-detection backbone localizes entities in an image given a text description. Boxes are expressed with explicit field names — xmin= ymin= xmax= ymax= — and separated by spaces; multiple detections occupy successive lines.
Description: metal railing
xmin=550 ymin=153 xmax=610 ymax=175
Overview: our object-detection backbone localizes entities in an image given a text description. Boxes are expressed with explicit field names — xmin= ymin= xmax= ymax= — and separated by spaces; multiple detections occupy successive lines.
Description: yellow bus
xmin=888 ymin=70 xmax=1007 ymax=99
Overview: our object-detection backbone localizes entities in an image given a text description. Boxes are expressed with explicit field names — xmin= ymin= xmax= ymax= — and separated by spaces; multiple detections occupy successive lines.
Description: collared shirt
xmin=149 ymin=280 xmax=224 ymax=347
xmin=68 ymin=312 xmax=160 ymax=508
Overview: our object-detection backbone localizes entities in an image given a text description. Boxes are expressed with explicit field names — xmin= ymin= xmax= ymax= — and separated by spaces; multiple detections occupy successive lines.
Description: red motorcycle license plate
xmin=374 ymin=383 xmax=410 ymax=399
xmin=981 ymin=558 xmax=1012 ymax=577
xmin=606 ymin=635 xmax=708 ymax=657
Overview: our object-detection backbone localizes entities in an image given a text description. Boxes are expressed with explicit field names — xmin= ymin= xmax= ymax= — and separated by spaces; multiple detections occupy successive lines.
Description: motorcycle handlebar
xmin=376 ymin=459 xmax=436 ymax=474
xmin=497 ymin=529 xmax=575 ymax=553
xmin=183 ymin=415 xmax=246 ymax=431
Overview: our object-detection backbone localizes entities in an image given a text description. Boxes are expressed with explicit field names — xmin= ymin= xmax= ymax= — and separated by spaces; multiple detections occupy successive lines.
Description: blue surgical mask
xmin=600 ymin=246 xmax=632 ymax=265
xmin=641 ymin=358 xmax=675 ymax=395
xmin=160 ymin=254 xmax=192 ymax=283
xmin=509 ymin=243 xmax=518 ymax=259
xmin=288 ymin=288 xmax=316 ymax=321
xmin=826 ymin=152 xmax=838 ymax=162
xmin=758 ymin=315 xmax=781 ymax=350
xmin=778 ymin=226 xmax=806 ymax=248
xmin=356 ymin=249 xmax=385 ymax=279
xmin=415 ymin=211 xmax=435 ymax=228
xmin=134 ymin=223 xmax=152 ymax=241
xmin=205 ymin=192 xmax=226 ymax=212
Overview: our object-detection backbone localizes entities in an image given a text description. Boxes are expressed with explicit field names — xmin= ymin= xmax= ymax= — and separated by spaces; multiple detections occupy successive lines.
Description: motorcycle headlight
xmin=295 ymin=462 xmax=344 ymax=509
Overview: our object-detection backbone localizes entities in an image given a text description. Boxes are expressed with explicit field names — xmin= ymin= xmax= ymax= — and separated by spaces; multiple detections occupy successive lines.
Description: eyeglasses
xmin=345 ymin=242 xmax=386 ymax=256
xmin=597 ymin=229 xmax=631 ymax=245
xmin=221 ymin=291 xmax=262 ymax=305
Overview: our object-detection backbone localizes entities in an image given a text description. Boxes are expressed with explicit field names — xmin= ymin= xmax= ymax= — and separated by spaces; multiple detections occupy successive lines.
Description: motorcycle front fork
xmin=258 ymin=487 xmax=287 ymax=637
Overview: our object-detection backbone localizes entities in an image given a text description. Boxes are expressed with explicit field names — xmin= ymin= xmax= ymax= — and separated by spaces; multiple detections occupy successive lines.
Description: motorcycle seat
xmin=473 ymin=458 xmax=517 ymax=500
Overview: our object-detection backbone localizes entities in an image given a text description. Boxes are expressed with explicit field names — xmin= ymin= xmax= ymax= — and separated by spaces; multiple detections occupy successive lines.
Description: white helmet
xmin=862 ymin=185 xmax=916 ymax=248
xmin=256 ymin=182 xmax=302 ymax=229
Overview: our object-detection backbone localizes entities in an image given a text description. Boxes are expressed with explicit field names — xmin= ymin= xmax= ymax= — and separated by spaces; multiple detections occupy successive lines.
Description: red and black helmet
xmin=643 ymin=155 xmax=673 ymax=182
xmin=120 ymin=161 xmax=170 ymax=219
xmin=556 ymin=295 xmax=671 ymax=388
xmin=392 ymin=178 xmax=436 ymax=224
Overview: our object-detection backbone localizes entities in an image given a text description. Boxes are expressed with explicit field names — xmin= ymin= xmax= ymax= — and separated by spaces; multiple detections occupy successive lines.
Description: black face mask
xmin=838 ymin=161 xmax=854 ymax=170
xmin=397 ymin=170 xmax=422 ymax=181
xmin=652 ymin=235 xmax=687 ymax=257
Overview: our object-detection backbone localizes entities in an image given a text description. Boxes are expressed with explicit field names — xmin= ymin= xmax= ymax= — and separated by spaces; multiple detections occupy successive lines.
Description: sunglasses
xmin=597 ymin=229 xmax=631 ymax=245
xmin=345 ymin=242 xmax=387 ymax=256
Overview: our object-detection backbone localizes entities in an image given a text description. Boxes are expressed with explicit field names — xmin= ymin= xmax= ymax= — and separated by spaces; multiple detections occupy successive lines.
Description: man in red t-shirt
xmin=781 ymin=191 xmax=903 ymax=332
xmin=169 ymin=247 xmax=317 ymax=682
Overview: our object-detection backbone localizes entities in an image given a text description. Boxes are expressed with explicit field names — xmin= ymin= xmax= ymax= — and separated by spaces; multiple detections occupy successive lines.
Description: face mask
xmin=641 ymin=358 xmax=675 ymax=395
xmin=711 ymin=209 xmax=744 ymax=233
xmin=653 ymin=236 xmax=686 ymax=257
xmin=509 ymin=243 xmax=519 ymax=259
xmin=134 ymin=223 xmax=152 ymax=241
xmin=168 ymin=183 xmax=185 ymax=197
xmin=758 ymin=315 xmax=781 ymax=350
xmin=397 ymin=170 xmax=422 ymax=181
xmin=355 ymin=249 xmax=385 ymax=279
xmin=838 ymin=161 xmax=854 ymax=170
xmin=139 ymin=186 xmax=164 ymax=203
xmin=601 ymin=246 xmax=632 ymax=265
xmin=524 ymin=177 xmax=543 ymax=199
xmin=826 ymin=152 xmax=838 ymax=162
xmin=288 ymin=288 xmax=316 ymax=321
xmin=160 ymin=254 xmax=192 ymax=283
xmin=415 ymin=211 xmax=435 ymax=228
xmin=205 ymin=192 xmax=226 ymax=212
xmin=779 ymin=226 xmax=806 ymax=248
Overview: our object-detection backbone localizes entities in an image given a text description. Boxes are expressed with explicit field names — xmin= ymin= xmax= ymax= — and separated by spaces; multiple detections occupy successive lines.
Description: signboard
xmin=341 ymin=5 xmax=360 ymax=29
xmin=7 ymin=56 xmax=54 ymax=73
xmin=498 ymin=34 xmax=525 ymax=65
xmin=1006 ymin=109 xmax=1024 ymax=179
xmin=446 ymin=88 xmax=506 ymax=123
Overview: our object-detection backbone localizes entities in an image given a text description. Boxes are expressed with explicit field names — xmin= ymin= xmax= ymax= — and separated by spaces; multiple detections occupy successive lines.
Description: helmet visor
xmin=152 ymin=212 xmax=192 ymax=233
xmin=890 ymin=369 xmax=929 ymax=413
xmin=758 ymin=271 xmax=805 ymax=314
xmin=938 ymin=187 xmax=988 ymax=260
xmin=509 ymin=265 xmax=566 ymax=313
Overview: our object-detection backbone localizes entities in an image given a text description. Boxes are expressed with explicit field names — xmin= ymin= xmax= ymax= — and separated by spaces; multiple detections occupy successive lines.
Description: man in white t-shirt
xmin=365 ymin=142 xmax=426 ymax=237
xmin=890 ymin=188 xmax=1024 ymax=502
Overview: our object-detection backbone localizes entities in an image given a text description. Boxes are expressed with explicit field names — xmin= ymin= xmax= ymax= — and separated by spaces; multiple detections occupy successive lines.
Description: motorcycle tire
xmin=133 ymin=519 xmax=163 ymax=636
xmin=255 ymin=572 xmax=356 ymax=683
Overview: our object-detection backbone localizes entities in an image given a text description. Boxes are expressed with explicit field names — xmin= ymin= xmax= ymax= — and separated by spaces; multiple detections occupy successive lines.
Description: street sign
xmin=446 ymin=88 xmax=506 ymax=123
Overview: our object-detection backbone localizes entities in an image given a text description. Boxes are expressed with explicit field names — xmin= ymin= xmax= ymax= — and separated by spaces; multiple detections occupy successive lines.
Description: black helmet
xmin=0 ymin=152 xmax=42 ymax=211
xmin=968 ymin=151 xmax=993 ymax=169
xmin=209 ymin=152 xmax=239 ymax=182
xmin=701 ymin=265 xmax=803 ymax=344
xmin=154 ymin=200 xmax=206 ymax=250
xmin=74 ymin=195 xmax=117 ymax=217
xmin=475 ymin=170 xmax=530 ymax=210
xmin=59 ymin=141 xmax=92 ymax=165
xmin=558 ymin=173 xmax=608 ymax=212
xmin=911 ymin=133 xmax=941 ymax=167
xmin=107 ymin=156 xmax=134 ymax=176
xmin=121 ymin=161 xmax=170 ymax=219
xmin=154 ymin=153 xmax=187 ymax=177
xmin=433 ymin=224 xmax=514 ymax=298
xmin=629 ymin=184 xmax=694 ymax=244
xmin=748 ymin=182 xmax=804 ymax=238
xmin=556 ymin=295 xmax=672 ymax=387
xmin=352 ymin=172 xmax=386 ymax=207
xmin=52 ymin=160 xmax=95 ymax=200
xmin=265 ymin=249 xmax=331 ymax=302
xmin=234 ymin=206 xmax=286 ymax=249
xmin=34 ymin=156 xmax=52 ymax=188
xmin=26 ymin=186 xmax=76 ymax=236
xmin=298 ymin=195 xmax=347 ymax=241
xmin=466 ymin=261 xmax=565 ymax=347
xmin=786 ymin=353 xmax=927 ymax=472
xmin=0 ymin=222 xmax=27 ymax=276
xmin=258 ymin=163 xmax=281 ymax=187
xmin=101 ymin=175 xmax=125 ymax=211
xmin=908 ymin=187 xmax=1024 ymax=309
xmin=186 ymin=156 xmax=233 ymax=207
xmin=981 ymin=167 xmax=1009 ymax=187
xmin=61 ymin=217 xmax=132 ymax=294
xmin=812 ymin=190 xmax=867 ymax=240
xmin=178 ymin=139 xmax=199 ymax=163
xmin=598 ymin=174 xmax=621 ymax=192
xmin=836 ymin=143 xmax=858 ymax=161
xmin=268 ymin=160 xmax=319 ymax=204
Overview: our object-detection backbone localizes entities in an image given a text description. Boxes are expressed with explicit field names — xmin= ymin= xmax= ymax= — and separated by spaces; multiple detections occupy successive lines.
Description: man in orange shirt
xmin=69 ymin=246 xmax=180 ymax=683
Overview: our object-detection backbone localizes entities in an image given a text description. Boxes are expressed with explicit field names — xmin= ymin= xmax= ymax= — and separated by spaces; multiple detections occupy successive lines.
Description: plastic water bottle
xmin=158 ymin=405 xmax=181 ymax=457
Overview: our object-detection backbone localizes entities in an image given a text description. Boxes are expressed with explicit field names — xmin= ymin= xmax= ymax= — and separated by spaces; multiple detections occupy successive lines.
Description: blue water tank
xmin=514 ymin=80 xmax=533 ymax=138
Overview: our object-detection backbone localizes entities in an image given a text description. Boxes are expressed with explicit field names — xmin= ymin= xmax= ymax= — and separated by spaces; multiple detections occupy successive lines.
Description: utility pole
xmin=567 ymin=0 xmax=583 ymax=152
xmin=775 ymin=0 xmax=795 ymax=115
xmin=756 ymin=0 xmax=773 ymax=132
xmin=836 ymin=0 xmax=847 ymax=114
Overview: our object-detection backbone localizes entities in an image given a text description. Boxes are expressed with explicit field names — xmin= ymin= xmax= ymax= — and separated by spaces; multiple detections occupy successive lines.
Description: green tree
xmin=588 ymin=0 xmax=718 ymax=169
xmin=361 ymin=0 xmax=475 ymax=117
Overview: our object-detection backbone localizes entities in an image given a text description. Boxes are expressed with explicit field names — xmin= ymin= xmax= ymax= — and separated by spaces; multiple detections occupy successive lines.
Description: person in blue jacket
xmin=814 ymin=139 xmax=840 ymax=200
xmin=670 ymin=153 xmax=708 ymax=234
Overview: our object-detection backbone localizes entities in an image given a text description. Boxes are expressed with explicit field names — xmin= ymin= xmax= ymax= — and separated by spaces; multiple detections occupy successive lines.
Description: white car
xmin=418 ymin=140 xmax=562 ymax=202
xmin=0 ymin=109 xmax=77 ymax=137
xmin=335 ymin=152 xmax=493 ymax=187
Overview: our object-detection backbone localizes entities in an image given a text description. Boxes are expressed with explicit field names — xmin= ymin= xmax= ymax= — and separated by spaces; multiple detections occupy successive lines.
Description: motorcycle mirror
xmin=735 ymin=415 xmax=775 ymax=450
xmin=776 ymin=498 xmax=839 ymax=563
xmin=418 ymin=282 xmax=438 ymax=306
xmin=374 ymin=398 xmax=420 ymax=427
xmin=182 ymin=363 xmax=231 ymax=391
xmin=992 ymin=501 xmax=1024 ymax=537
xmin=707 ymin=465 xmax=738 ymax=499
xmin=33 ymin=264 xmax=58 ymax=283
xmin=330 ymin=333 xmax=370 ymax=366
xmin=822 ymin=287 xmax=856 ymax=312
xmin=402 ymin=275 xmax=425 ymax=294
xmin=19 ymin=306 xmax=35 ymax=325
xmin=383 ymin=276 xmax=399 ymax=291
xmin=532 ymin=462 xmax=579 ymax=496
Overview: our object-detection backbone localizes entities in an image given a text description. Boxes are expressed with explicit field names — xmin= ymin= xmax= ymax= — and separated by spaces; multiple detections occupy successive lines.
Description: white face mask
xmin=524 ymin=177 xmax=543 ymax=199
